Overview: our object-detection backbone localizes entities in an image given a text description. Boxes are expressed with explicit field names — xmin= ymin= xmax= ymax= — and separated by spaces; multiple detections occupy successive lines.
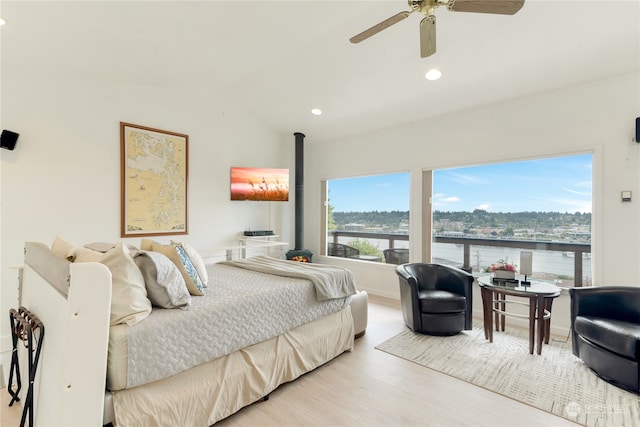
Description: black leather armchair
xmin=569 ymin=286 xmax=640 ymax=393
xmin=396 ymin=263 xmax=473 ymax=336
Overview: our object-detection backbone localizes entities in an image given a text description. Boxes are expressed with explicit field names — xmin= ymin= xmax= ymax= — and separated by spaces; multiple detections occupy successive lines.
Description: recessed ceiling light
xmin=425 ymin=69 xmax=442 ymax=81
xmin=0 ymin=18 xmax=6 ymax=26
xmin=311 ymin=108 xmax=322 ymax=116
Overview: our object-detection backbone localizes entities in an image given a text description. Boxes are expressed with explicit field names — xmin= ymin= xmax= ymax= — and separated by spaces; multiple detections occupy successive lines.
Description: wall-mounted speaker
xmin=1 ymin=129 xmax=19 ymax=151
xmin=636 ymin=117 xmax=640 ymax=143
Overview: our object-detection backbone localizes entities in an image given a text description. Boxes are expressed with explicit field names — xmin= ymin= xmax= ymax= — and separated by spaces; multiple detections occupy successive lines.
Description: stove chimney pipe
xmin=286 ymin=132 xmax=313 ymax=262
xmin=293 ymin=132 xmax=305 ymax=250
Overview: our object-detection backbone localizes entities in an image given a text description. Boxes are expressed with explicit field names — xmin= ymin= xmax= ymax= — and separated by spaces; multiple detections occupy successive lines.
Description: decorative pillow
xmin=51 ymin=236 xmax=77 ymax=261
xmin=150 ymin=242 xmax=205 ymax=296
xmin=140 ymin=238 xmax=156 ymax=251
xmin=174 ymin=243 xmax=206 ymax=292
xmin=71 ymin=243 xmax=152 ymax=326
xmin=134 ymin=251 xmax=191 ymax=309
xmin=172 ymin=241 xmax=208 ymax=287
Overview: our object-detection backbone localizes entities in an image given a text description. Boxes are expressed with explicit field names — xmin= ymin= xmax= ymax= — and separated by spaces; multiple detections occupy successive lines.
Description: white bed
xmin=16 ymin=242 xmax=367 ymax=426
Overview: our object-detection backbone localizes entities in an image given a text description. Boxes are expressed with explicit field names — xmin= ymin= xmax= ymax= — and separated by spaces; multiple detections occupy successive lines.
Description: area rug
xmin=375 ymin=323 xmax=639 ymax=427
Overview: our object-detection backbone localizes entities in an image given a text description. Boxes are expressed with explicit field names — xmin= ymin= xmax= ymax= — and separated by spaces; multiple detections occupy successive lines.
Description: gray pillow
xmin=134 ymin=251 xmax=191 ymax=309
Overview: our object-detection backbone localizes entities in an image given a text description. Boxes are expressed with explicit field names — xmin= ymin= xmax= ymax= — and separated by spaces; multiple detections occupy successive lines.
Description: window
xmin=428 ymin=153 xmax=592 ymax=286
xmin=324 ymin=172 xmax=410 ymax=263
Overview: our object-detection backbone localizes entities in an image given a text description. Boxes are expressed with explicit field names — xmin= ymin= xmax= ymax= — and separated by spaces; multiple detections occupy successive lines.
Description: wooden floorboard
xmin=1 ymin=295 xmax=579 ymax=426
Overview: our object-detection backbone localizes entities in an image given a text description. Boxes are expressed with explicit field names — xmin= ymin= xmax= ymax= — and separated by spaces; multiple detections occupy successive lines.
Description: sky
xmin=328 ymin=154 xmax=592 ymax=213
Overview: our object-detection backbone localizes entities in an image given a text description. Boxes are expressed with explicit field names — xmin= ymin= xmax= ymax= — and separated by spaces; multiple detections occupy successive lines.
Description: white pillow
xmin=134 ymin=251 xmax=191 ymax=309
xmin=71 ymin=243 xmax=152 ymax=326
xmin=51 ymin=236 xmax=76 ymax=261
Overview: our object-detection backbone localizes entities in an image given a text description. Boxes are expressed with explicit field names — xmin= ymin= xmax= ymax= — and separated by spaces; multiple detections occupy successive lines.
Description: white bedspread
xmin=108 ymin=262 xmax=351 ymax=390
xmin=219 ymin=255 xmax=357 ymax=301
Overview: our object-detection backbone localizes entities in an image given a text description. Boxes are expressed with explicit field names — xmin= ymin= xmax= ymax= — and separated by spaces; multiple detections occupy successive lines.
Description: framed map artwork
xmin=120 ymin=122 xmax=188 ymax=237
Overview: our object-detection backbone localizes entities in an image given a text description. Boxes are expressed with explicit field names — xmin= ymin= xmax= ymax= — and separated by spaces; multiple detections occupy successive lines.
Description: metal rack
xmin=8 ymin=306 xmax=45 ymax=427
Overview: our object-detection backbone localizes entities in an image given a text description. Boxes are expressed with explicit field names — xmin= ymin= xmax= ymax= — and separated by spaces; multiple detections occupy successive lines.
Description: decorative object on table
xmin=489 ymin=259 xmax=517 ymax=280
xmin=120 ymin=122 xmax=188 ymax=237
xmin=519 ymin=251 xmax=533 ymax=285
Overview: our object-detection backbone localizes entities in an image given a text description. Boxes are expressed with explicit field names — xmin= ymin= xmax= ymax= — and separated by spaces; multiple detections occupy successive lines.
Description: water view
xmin=328 ymin=154 xmax=593 ymax=286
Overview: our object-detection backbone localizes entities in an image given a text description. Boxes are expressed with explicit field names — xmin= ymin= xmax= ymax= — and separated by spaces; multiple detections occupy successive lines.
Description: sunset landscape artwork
xmin=230 ymin=167 xmax=289 ymax=201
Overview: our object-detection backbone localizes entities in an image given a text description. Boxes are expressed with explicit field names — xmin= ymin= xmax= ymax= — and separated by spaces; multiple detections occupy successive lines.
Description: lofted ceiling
xmin=2 ymin=0 xmax=639 ymax=143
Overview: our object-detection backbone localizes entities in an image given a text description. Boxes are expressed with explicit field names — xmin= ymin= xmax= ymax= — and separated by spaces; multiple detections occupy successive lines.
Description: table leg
xmin=543 ymin=297 xmax=554 ymax=345
xmin=489 ymin=289 xmax=494 ymax=342
xmin=485 ymin=288 xmax=494 ymax=343
xmin=528 ymin=295 xmax=536 ymax=355
xmin=481 ymin=287 xmax=489 ymax=340
xmin=536 ymin=295 xmax=545 ymax=355
xmin=494 ymin=292 xmax=506 ymax=332
xmin=500 ymin=293 xmax=506 ymax=331
xmin=494 ymin=292 xmax=499 ymax=332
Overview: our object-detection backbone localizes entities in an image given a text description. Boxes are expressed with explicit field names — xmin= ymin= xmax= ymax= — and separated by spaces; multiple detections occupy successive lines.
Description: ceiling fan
xmin=349 ymin=0 xmax=525 ymax=58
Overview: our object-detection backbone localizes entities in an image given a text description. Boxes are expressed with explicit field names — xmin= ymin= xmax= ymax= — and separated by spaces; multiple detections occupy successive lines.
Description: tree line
xmin=332 ymin=209 xmax=591 ymax=232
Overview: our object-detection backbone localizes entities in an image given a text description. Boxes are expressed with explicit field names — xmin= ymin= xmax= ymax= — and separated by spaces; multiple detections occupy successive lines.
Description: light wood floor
xmin=1 ymin=295 xmax=579 ymax=426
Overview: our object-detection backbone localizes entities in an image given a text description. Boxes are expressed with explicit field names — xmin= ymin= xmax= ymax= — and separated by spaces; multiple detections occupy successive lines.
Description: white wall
xmin=0 ymin=76 xmax=296 ymax=374
xmin=306 ymin=72 xmax=640 ymax=335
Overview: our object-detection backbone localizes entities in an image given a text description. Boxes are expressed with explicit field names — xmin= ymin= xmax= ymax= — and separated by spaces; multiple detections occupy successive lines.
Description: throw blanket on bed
xmin=220 ymin=256 xmax=356 ymax=301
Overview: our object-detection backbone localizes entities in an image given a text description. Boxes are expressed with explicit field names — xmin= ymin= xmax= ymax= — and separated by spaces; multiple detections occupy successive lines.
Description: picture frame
xmin=120 ymin=122 xmax=188 ymax=237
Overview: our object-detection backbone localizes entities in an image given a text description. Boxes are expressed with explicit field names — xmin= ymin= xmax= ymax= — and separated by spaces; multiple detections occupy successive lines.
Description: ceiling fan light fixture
xmin=425 ymin=69 xmax=442 ymax=80
xmin=349 ymin=0 xmax=525 ymax=58
xmin=311 ymin=108 xmax=322 ymax=116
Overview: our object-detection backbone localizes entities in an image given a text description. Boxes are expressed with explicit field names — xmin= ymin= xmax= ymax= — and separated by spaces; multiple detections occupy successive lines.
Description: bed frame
xmin=18 ymin=242 xmax=111 ymax=425
xmin=16 ymin=242 xmax=361 ymax=426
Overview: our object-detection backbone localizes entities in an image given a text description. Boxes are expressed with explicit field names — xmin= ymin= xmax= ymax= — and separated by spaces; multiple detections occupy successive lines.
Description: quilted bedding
xmin=107 ymin=262 xmax=352 ymax=390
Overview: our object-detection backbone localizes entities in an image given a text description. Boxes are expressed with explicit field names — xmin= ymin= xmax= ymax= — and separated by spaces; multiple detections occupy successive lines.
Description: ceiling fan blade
xmin=420 ymin=15 xmax=436 ymax=58
xmin=350 ymin=10 xmax=413 ymax=44
xmin=448 ymin=0 xmax=525 ymax=15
